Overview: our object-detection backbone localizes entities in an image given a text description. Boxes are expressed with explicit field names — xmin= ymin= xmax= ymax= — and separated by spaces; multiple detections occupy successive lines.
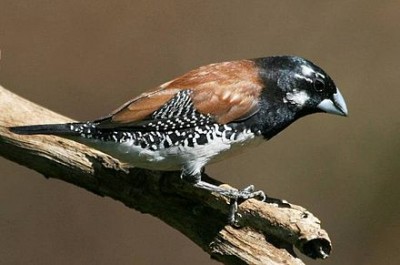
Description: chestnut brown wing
xmin=97 ymin=59 xmax=263 ymax=128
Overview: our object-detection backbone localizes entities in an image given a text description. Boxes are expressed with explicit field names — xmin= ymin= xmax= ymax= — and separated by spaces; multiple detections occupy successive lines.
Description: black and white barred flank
xmin=10 ymin=90 xmax=262 ymax=152
xmin=69 ymin=122 xmax=256 ymax=151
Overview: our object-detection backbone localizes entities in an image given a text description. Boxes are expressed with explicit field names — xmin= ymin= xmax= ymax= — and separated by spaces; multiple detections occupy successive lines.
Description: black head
xmin=252 ymin=56 xmax=348 ymax=138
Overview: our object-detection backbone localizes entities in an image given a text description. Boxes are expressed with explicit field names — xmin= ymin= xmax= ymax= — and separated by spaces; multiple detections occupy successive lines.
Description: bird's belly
xmin=76 ymin=127 xmax=263 ymax=171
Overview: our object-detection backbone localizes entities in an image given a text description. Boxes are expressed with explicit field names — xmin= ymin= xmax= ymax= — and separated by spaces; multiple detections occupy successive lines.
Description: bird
xmin=9 ymin=56 xmax=348 ymax=207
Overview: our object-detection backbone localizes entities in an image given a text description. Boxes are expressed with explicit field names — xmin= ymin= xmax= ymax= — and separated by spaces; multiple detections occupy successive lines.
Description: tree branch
xmin=0 ymin=85 xmax=331 ymax=265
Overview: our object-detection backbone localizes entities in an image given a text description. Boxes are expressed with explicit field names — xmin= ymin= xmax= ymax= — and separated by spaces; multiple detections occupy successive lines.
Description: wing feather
xmin=97 ymin=59 xmax=263 ymax=128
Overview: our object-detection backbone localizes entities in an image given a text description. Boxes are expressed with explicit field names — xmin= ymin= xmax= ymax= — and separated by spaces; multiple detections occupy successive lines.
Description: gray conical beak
xmin=317 ymin=88 xmax=348 ymax=116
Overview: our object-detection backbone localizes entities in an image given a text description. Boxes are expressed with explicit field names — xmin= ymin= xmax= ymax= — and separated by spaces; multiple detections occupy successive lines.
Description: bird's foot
xmin=227 ymin=185 xmax=266 ymax=225
xmin=192 ymin=181 xmax=266 ymax=225
xmin=193 ymin=181 xmax=265 ymax=201
xmin=235 ymin=184 xmax=266 ymax=201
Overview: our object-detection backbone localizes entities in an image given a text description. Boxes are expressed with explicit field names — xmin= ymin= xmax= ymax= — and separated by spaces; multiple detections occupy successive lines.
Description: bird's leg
xmin=180 ymin=171 xmax=265 ymax=200
xmin=180 ymin=169 xmax=266 ymax=224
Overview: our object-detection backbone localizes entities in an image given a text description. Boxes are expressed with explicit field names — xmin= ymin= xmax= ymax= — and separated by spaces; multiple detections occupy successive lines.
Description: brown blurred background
xmin=0 ymin=1 xmax=399 ymax=264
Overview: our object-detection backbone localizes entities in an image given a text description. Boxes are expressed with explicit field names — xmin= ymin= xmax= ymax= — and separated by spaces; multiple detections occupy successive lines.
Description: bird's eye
xmin=313 ymin=78 xmax=325 ymax=92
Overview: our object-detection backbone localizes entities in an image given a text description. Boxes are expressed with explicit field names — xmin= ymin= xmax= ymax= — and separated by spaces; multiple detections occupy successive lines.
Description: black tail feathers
xmin=9 ymin=123 xmax=88 ymax=136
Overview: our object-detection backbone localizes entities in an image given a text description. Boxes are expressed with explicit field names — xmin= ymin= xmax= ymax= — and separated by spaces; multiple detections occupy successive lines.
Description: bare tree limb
xmin=0 ymin=85 xmax=331 ymax=265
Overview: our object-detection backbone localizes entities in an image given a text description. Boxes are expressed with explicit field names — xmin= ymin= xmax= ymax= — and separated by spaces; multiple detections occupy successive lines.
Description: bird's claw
xmin=191 ymin=180 xmax=266 ymax=225
xmin=237 ymin=185 xmax=266 ymax=201
xmin=225 ymin=185 xmax=266 ymax=202
xmin=227 ymin=185 xmax=266 ymax=225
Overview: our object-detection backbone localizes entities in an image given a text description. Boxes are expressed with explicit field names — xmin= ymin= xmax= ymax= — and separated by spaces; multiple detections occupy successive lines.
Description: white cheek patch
xmin=285 ymin=90 xmax=310 ymax=107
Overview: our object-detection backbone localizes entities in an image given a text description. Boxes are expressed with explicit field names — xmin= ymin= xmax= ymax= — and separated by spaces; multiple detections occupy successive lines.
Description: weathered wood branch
xmin=0 ymin=85 xmax=331 ymax=265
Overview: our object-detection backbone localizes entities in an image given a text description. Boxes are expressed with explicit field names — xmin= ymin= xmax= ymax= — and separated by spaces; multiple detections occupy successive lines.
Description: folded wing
xmin=97 ymin=60 xmax=264 ymax=129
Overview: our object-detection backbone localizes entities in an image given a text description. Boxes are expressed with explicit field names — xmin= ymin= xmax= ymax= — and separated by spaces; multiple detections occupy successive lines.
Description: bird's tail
xmin=9 ymin=122 xmax=90 ymax=136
